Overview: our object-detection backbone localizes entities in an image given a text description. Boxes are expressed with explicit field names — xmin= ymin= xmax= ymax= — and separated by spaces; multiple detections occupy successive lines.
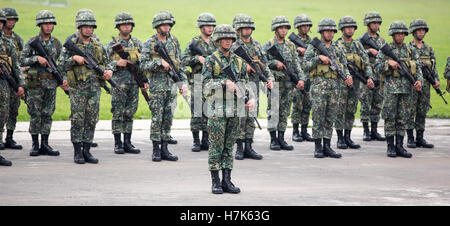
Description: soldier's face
xmin=201 ymin=25 xmax=214 ymax=36
xmin=368 ymin=22 xmax=380 ymax=33
xmin=40 ymin=23 xmax=54 ymax=35
xmin=80 ymin=26 xmax=94 ymax=38
xmin=393 ymin=33 xmax=405 ymax=44
xmin=276 ymin=26 xmax=288 ymax=38
xmin=343 ymin=27 xmax=355 ymax=38
xmin=414 ymin=29 xmax=426 ymax=41
xmin=240 ymin=28 xmax=253 ymax=38
xmin=5 ymin=19 xmax=16 ymax=30
xmin=298 ymin=25 xmax=310 ymax=35
xmin=158 ymin=24 xmax=171 ymax=35
xmin=0 ymin=22 xmax=4 ymax=30
xmin=219 ymin=38 xmax=233 ymax=50
xmin=321 ymin=30 xmax=335 ymax=42
xmin=119 ymin=23 xmax=133 ymax=35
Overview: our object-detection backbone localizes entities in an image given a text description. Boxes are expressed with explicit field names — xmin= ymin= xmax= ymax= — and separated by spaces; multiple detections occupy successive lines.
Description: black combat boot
xmin=191 ymin=131 xmax=201 ymax=152
xmin=270 ymin=131 xmax=280 ymax=150
xmin=323 ymin=138 xmax=342 ymax=158
xmin=344 ymin=129 xmax=361 ymax=149
xmin=123 ymin=133 xmax=140 ymax=154
xmin=29 ymin=135 xmax=40 ymax=157
xmin=292 ymin=123 xmax=303 ymax=142
xmin=210 ymin=170 xmax=223 ymax=194
xmin=5 ymin=130 xmax=22 ymax=149
xmin=91 ymin=142 xmax=98 ymax=147
xmin=200 ymin=131 xmax=209 ymax=150
xmin=221 ymin=169 xmax=241 ymax=194
xmin=73 ymin=142 xmax=85 ymax=164
xmin=314 ymin=138 xmax=324 ymax=158
xmin=416 ymin=130 xmax=434 ymax=148
xmin=278 ymin=131 xmax=293 ymax=150
xmin=235 ymin=139 xmax=244 ymax=160
xmin=0 ymin=143 xmax=4 ymax=150
xmin=395 ymin=135 xmax=412 ymax=158
xmin=301 ymin=124 xmax=314 ymax=142
xmin=161 ymin=140 xmax=178 ymax=161
xmin=363 ymin=122 xmax=372 ymax=141
xmin=336 ymin=130 xmax=348 ymax=149
xmin=406 ymin=129 xmax=417 ymax=148
xmin=83 ymin=142 xmax=99 ymax=164
xmin=244 ymin=138 xmax=263 ymax=160
xmin=39 ymin=134 xmax=60 ymax=156
xmin=386 ymin=136 xmax=396 ymax=158
xmin=0 ymin=155 xmax=12 ymax=166
xmin=167 ymin=136 xmax=177 ymax=144
xmin=371 ymin=122 xmax=386 ymax=141
xmin=152 ymin=140 xmax=161 ymax=162
xmin=113 ymin=133 xmax=124 ymax=154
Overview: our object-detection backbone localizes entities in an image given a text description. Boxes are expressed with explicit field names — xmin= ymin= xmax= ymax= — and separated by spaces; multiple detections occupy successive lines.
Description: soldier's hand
xmin=367 ymin=78 xmax=375 ymax=89
xmin=60 ymin=80 xmax=69 ymax=91
xmin=296 ymin=80 xmax=305 ymax=90
xmin=37 ymin=56 xmax=49 ymax=67
xmin=225 ymin=79 xmax=236 ymax=92
xmin=16 ymin=87 xmax=24 ymax=97
xmin=73 ymin=55 xmax=88 ymax=65
xmin=297 ymin=47 xmax=306 ymax=56
xmin=276 ymin=61 xmax=286 ymax=70
xmin=414 ymin=81 xmax=422 ymax=91
xmin=245 ymin=98 xmax=256 ymax=112
xmin=433 ymin=81 xmax=440 ymax=89
xmin=267 ymin=79 xmax=274 ymax=89
xmin=345 ymin=75 xmax=353 ymax=87
xmin=117 ymin=58 xmax=128 ymax=67
xmin=388 ymin=60 xmax=400 ymax=70
xmin=246 ymin=64 xmax=255 ymax=73
xmin=319 ymin=55 xmax=331 ymax=65
xmin=180 ymin=84 xmax=188 ymax=96
xmin=161 ymin=59 xmax=171 ymax=71
xmin=198 ymin=56 xmax=205 ymax=65
xmin=369 ymin=48 xmax=379 ymax=57
xmin=141 ymin=82 xmax=149 ymax=91
xmin=103 ymin=70 xmax=113 ymax=81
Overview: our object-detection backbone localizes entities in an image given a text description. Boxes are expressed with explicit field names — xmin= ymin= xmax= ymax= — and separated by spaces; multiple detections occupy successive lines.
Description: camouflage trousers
xmin=359 ymin=83 xmax=383 ymax=123
xmin=335 ymin=83 xmax=359 ymax=130
xmin=267 ymin=82 xmax=293 ymax=132
xmin=149 ymin=91 xmax=175 ymax=142
xmin=310 ymin=76 xmax=339 ymax=139
xmin=406 ymin=82 xmax=431 ymax=131
xmin=208 ymin=116 xmax=239 ymax=171
xmin=190 ymin=84 xmax=208 ymax=132
xmin=382 ymin=92 xmax=409 ymax=137
xmin=111 ymin=82 xmax=139 ymax=134
xmin=6 ymin=88 xmax=21 ymax=131
xmin=0 ymin=81 xmax=11 ymax=143
xmin=291 ymin=87 xmax=312 ymax=125
xmin=26 ymin=86 xmax=56 ymax=135
xmin=69 ymin=80 xmax=101 ymax=143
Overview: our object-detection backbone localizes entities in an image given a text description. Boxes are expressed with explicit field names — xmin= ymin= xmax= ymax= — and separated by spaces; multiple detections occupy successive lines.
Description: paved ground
xmin=1 ymin=119 xmax=450 ymax=206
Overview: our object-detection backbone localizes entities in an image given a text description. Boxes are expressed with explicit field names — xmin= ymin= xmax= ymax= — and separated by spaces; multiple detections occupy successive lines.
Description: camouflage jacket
xmin=336 ymin=37 xmax=374 ymax=83
xmin=292 ymin=33 xmax=312 ymax=61
xmin=20 ymin=35 xmax=62 ymax=89
xmin=374 ymin=42 xmax=423 ymax=94
xmin=407 ymin=40 xmax=439 ymax=82
xmin=231 ymin=37 xmax=274 ymax=83
xmin=106 ymin=35 xmax=147 ymax=85
xmin=358 ymin=32 xmax=385 ymax=64
xmin=445 ymin=57 xmax=450 ymax=80
xmin=263 ymin=37 xmax=305 ymax=85
xmin=1 ymin=30 xmax=23 ymax=56
xmin=181 ymin=35 xmax=217 ymax=83
xmin=140 ymin=34 xmax=187 ymax=92
xmin=0 ymin=36 xmax=25 ymax=87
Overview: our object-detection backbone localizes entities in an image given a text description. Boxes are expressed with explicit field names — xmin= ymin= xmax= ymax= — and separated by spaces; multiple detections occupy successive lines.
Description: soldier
xmin=334 ymin=16 xmax=374 ymax=149
xmin=405 ymin=19 xmax=438 ymax=149
xmin=263 ymin=16 xmax=305 ymax=151
xmin=20 ymin=10 xmax=66 ymax=157
xmin=446 ymin=57 xmax=450 ymax=92
xmin=140 ymin=11 xmax=188 ymax=162
xmin=106 ymin=12 xmax=147 ymax=155
xmin=181 ymin=12 xmax=217 ymax=152
xmin=0 ymin=10 xmax=25 ymax=166
xmin=1 ymin=7 xmax=23 ymax=150
xmin=303 ymin=18 xmax=353 ymax=158
xmin=374 ymin=21 xmax=423 ymax=158
xmin=358 ymin=12 xmax=386 ymax=142
xmin=290 ymin=14 xmax=314 ymax=143
xmin=202 ymin=24 xmax=255 ymax=194
xmin=59 ymin=12 xmax=113 ymax=164
xmin=231 ymin=14 xmax=274 ymax=160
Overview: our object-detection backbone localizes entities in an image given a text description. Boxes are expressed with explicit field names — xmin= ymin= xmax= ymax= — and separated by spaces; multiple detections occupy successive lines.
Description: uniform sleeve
xmin=430 ymin=46 xmax=439 ymax=81
xmin=57 ymin=47 xmax=74 ymax=80
xmin=100 ymin=44 xmax=109 ymax=71
xmin=302 ymin=44 xmax=320 ymax=72
xmin=135 ymin=39 xmax=148 ymax=83
xmin=292 ymin=49 xmax=306 ymax=81
xmin=445 ymin=57 xmax=450 ymax=80
xmin=357 ymin=42 xmax=374 ymax=80
xmin=105 ymin=41 xmax=117 ymax=72
xmin=19 ymin=39 xmax=38 ymax=67
xmin=139 ymin=39 xmax=162 ymax=74
xmin=374 ymin=51 xmax=388 ymax=80
xmin=256 ymin=42 xmax=275 ymax=81
xmin=181 ymin=39 xmax=199 ymax=67
xmin=262 ymin=41 xmax=280 ymax=70
xmin=8 ymin=42 xmax=25 ymax=87
xmin=336 ymin=46 xmax=350 ymax=77
xmin=411 ymin=49 xmax=423 ymax=83
xmin=175 ymin=38 xmax=188 ymax=82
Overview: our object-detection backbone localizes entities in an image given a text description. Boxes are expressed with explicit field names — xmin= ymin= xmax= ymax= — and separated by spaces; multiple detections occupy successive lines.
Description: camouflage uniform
xmin=59 ymin=12 xmax=109 ymax=164
xmin=405 ymin=19 xmax=436 ymax=149
xmin=106 ymin=12 xmax=145 ymax=154
xmin=303 ymin=18 xmax=349 ymax=158
xmin=446 ymin=57 xmax=450 ymax=92
xmin=140 ymin=11 xmax=187 ymax=162
xmin=230 ymin=14 xmax=273 ymax=159
xmin=374 ymin=21 xmax=423 ymax=158
xmin=290 ymin=14 xmax=314 ymax=142
xmin=358 ymin=12 xmax=386 ymax=141
xmin=334 ymin=16 xmax=373 ymax=149
xmin=181 ymin=13 xmax=217 ymax=152
xmin=1 ymin=7 xmax=23 ymax=150
xmin=20 ymin=10 xmax=62 ymax=156
xmin=263 ymin=16 xmax=306 ymax=151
